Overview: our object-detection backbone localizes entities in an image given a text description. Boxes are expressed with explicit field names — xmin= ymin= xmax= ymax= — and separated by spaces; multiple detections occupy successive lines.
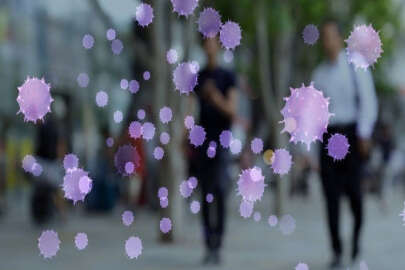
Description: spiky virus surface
xmin=135 ymin=3 xmax=154 ymax=27
xmin=17 ymin=77 xmax=53 ymax=123
xmin=166 ymin=49 xmax=178 ymax=64
xmin=198 ymin=8 xmax=221 ymax=38
xmin=279 ymin=214 xmax=296 ymax=235
xmin=271 ymin=149 xmax=292 ymax=175
xmin=95 ymin=91 xmax=108 ymax=107
xmin=327 ymin=133 xmax=350 ymax=161
xmin=251 ymin=138 xmax=263 ymax=154
xmin=74 ymin=232 xmax=88 ymax=250
xmin=159 ymin=217 xmax=172 ymax=234
xmin=142 ymin=122 xmax=155 ymax=141
xmin=38 ymin=230 xmax=60 ymax=259
xmin=302 ymin=24 xmax=319 ymax=45
xmin=345 ymin=24 xmax=383 ymax=69
xmin=239 ymin=200 xmax=254 ymax=219
xmin=237 ymin=168 xmax=266 ymax=203
xmin=190 ymin=200 xmax=200 ymax=214
xmin=219 ymin=21 xmax=242 ymax=50
xmin=114 ymin=144 xmax=140 ymax=176
xmin=62 ymin=168 xmax=90 ymax=204
xmin=63 ymin=153 xmax=79 ymax=171
xmin=153 ymin=147 xmax=164 ymax=160
xmin=128 ymin=79 xmax=140 ymax=94
xmin=170 ymin=0 xmax=198 ymax=17
xmin=280 ymin=83 xmax=331 ymax=150
xmin=219 ymin=130 xmax=232 ymax=148
xmin=173 ymin=62 xmax=198 ymax=94
xmin=125 ymin=236 xmax=143 ymax=259
xmin=160 ymin=132 xmax=170 ymax=145
xmin=122 ymin=210 xmax=134 ymax=226
xmin=189 ymin=125 xmax=206 ymax=147
xmin=159 ymin=106 xmax=173 ymax=124
xmin=295 ymin=263 xmax=309 ymax=270
xmin=129 ymin=121 xmax=143 ymax=139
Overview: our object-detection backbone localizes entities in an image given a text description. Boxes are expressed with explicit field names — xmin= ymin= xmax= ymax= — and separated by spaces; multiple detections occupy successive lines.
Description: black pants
xmin=320 ymin=124 xmax=363 ymax=258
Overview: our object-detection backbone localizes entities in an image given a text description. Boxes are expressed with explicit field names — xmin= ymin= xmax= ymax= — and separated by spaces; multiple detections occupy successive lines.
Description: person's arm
xmin=203 ymin=79 xmax=238 ymax=120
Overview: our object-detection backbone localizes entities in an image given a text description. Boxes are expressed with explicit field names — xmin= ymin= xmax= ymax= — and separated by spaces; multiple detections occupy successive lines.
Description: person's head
xmin=202 ymin=37 xmax=220 ymax=67
xmin=321 ymin=19 xmax=343 ymax=61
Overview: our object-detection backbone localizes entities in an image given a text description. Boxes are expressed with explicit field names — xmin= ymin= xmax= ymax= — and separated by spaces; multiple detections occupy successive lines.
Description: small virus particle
xmin=111 ymin=39 xmax=123 ymax=55
xmin=128 ymin=79 xmax=140 ymax=94
xmin=187 ymin=176 xmax=198 ymax=189
xmin=237 ymin=167 xmax=266 ymax=202
xmin=179 ymin=180 xmax=193 ymax=198
xmin=295 ymin=263 xmax=309 ymax=270
xmin=327 ymin=133 xmax=350 ymax=161
xmin=219 ymin=21 xmax=242 ymax=50
xmin=268 ymin=215 xmax=278 ymax=227
xmin=279 ymin=214 xmax=296 ymax=235
xmin=173 ymin=62 xmax=198 ymax=94
xmin=198 ymin=7 xmax=221 ymax=38
xmin=230 ymin=139 xmax=242 ymax=155
xmin=190 ymin=200 xmax=201 ymax=214
xmin=160 ymin=132 xmax=170 ymax=145
xmin=106 ymin=28 xmax=116 ymax=41
xmin=143 ymin=71 xmax=151 ymax=80
xmin=160 ymin=217 xmax=172 ymax=234
xmin=224 ymin=50 xmax=234 ymax=63
xmin=263 ymin=149 xmax=274 ymax=165
xmin=251 ymin=138 xmax=263 ymax=154
xmin=209 ymin=141 xmax=217 ymax=148
xmin=114 ymin=144 xmax=140 ymax=176
xmin=189 ymin=125 xmax=206 ymax=147
xmin=166 ymin=49 xmax=178 ymax=64
xmin=113 ymin=110 xmax=123 ymax=123
xmin=160 ymin=197 xmax=169 ymax=208
xmin=32 ymin=163 xmax=43 ymax=177
xmin=77 ymin=73 xmax=89 ymax=88
xmin=120 ymin=79 xmax=129 ymax=90
xmin=142 ymin=122 xmax=155 ymax=141
xmin=399 ymin=202 xmax=405 ymax=225
xmin=82 ymin=34 xmax=94 ymax=49
xmin=159 ymin=106 xmax=173 ymax=124
xmin=271 ymin=149 xmax=292 ymax=175
xmin=206 ymin=193 xmax=214 ymax=203
xmin=135 ymin=3 xmax=154 ymax=27
xmin=302 ymin=24 xmax=319 ymax=45
xmin=253 ymin=211 xmax=261 ymax=222
xmin=63 ymin=168 xmax=91 ymax=204
xmin=95 ymin=91 xmax=108 ymax=107
xmin=78 ymin=176 xmax=92 ymax=194
xmin=219 ymin=130 xmax=233 ymax=148
xmin=207 ymin=145 xmax=216 ymax=158
xmin=38 ymin=230 xmax=60 ymax=259
xmin=125 ymin=162 xmax=135 ymax=174
xmin=184 ymin=115 xmax=195 ymax=129
xmin=22 ymin=155 xmax=36 ymax=173
xmin=125 ymin=236 xmax=143 ymax=259
xmin=106 ymin=137 xmax=114 ymax=147
xmin=158 ymin=187 xmax=168 ymax=198
xmin=74 ymin=232 xmax=88 ymax=250
xmin=122 ymin=210 xmax=134 ymax=226
xmin=153 ymin=147 xmax=164 ymax=160
xmin=239 ymin=200 xmax=254 ymax=219
xmin=129 ymin=121 xmax=143 ymax=139
xmin=345 ymin=24 xmax=383 ymax=69
xmin=17 ymin=77 xmax=53 ymax=123
xmin=137 ymin=109 xmax=145 ymax=120
xmin=170 ymin=0 xmax=199 ymax=17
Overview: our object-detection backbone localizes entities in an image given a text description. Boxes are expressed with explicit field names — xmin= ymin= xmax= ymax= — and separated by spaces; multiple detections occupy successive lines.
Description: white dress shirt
xmin=312 ymin=51 xmax=378 ymax=139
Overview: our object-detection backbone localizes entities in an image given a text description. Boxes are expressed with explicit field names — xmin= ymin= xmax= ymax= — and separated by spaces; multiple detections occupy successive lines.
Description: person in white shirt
xmin=312 ymin=19 xmax=378 ymax=269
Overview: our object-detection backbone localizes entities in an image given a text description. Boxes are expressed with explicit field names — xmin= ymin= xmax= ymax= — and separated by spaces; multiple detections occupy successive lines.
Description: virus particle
xmin=82 ymin=34 xmax=94 ymax=49
xmin=302 ymin=24 xmax=319 ymax=45
xmin=250 ymin=166 xmax=263 ymax=182
xmin=189 ymin=125 xmax=206 ymax=147
xmin=230 ymin=139 xmax=242 ymax=155
xmin=125 ymin=236 xmax=143 ymax=259
xmin=32 ymin=163 xmax=43 ymax=177
xmin=160 ymin=132 xmax=170 ymax=145
xmin=327 ymin=133 xmax=350 ymax=161
xmin=166 ymin=49 xmax=178 ymax=64
xmin=190 ymin=200 xmax=200 ymax=214
xmin=345 ymin=24 xmax=383 ymax=69
xmin=207 ymin=145 xmax=216 ymax=158
xmin=143 ymin=71 xmax=151 ymax=80
xmin=237 ymin=167 xmax=266 ymax=202
xmin=209 ymin=141 xmax=217 ymax=148
xmin=239 ymin=200 xmax=254 ymax=219
xmin=114 ymin=144 xmax=140 ymax=177
xmin=106 ymin=137 xmax=114 ymax=147
xmin=135 ymin=3 xmax=154 ymax=27
xmin=125 ymin=162 xmax=134 ymax=174
xmin=78 ymin=176 xmax=92 ymax=194
xmin=184 ymin=115 xmax=195 ymax=129
xmin=158 ymin=187 xmax=168 ymax=199
xmin=160 ymin=197 xmax=169 ymax=208
xmin=219 ymin=21 xmax=242 ymax=50
xmin=190 ymin=61 xmax=200 ymax=74
xmin=129 ymin=121 xmax=143 ymax=139
xmin=77 ymin=73 xmax=89 ymax=88
xmin=106 ymin=28 xmax=116 ymax=41
xmin=198 ymin=7 xmax=221 ymax=38
xmin=95 ymin=91 xmax=108 ymax=107
xmin=74 ymin=232 xmax=88 ymax=250
xmin=279 ymin=214 xmax=296 ymax=235
xmin=153 ymin=147 xmax=164 ymax=160
xmin=219 ymin=130 xmax=233 ymax=148
xmin=137 ymin=109 xmax=145 ymax=120
xmin=122 ymin=210 xmax=134 ymax=226
xmin=179 ymin=180 xmax=193 ymax=198
xmin=17 ymin=77 xmax=53 ymax=123
xmin=295 ymin=263 xmax=309 ymax=270
xmin=224 ymin=50 xmax=234 ymax=63
xmin=64 ymin=154 xmax=79 ymax=171
xmin=282 ymin=117 xmax=297 ymax=134
xmin=280 ymin=83 xmax=332 ymax=150
xmin=187 ymin=176 xmax=198 ymax=189
xmin=128 ymin=79 xmax=140 ymax=94
xmin=268 ymin=215 xmax=278 ymax=227
xmin=22 ymin=155 xmax=36 ymax=173
xmin=159 ymin=106 xmax=173 ymax=124
xmin=62 ymin=168 xmax=90 ymax=204
xmin=38 ymin=230 xmax=60 ymax=259
xmin=206 ymin=193 xmax=214 ymax=203
xmin=120 ymin=79 xmax=129 ymax=90
xmin=113 ymin=110 xmax=123 ymax=123
xmin=173 ymin=62 xmax=198 ymax=95
xmin=399 ymin=202 xmax=405 ymax=225
xmin=170 ymin=0 xmax=198 ymax=17
xmin=160 ymin=217 xmax=172 ymax=234
xmin=111 ymin=39 xmax=123 ymax=55
xmin=251 ymin=138 xmax=263 ymax=154
xmin=142 ymin=122 xmax=155 ymax=141
xmin=253 ymin=211 xmax=261 ymax=222
xmin=271 ymin=149 xmax=292 ymax=175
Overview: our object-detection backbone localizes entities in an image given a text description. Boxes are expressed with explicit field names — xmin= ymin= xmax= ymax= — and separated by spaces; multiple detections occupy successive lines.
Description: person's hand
xmin=358 ymin=138 xmax=372 ymax=160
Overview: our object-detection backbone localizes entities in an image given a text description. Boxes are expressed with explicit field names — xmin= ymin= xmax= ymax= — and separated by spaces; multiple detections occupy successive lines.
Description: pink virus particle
xmin=22 ymin=155 xmax=36 ymax=173
xmin=302 ymin=24 xmax=319 ymax=45
xmin=78 ymin=176 xmax=92 ymax=194
xmin=190 ymin=200 xmax=201 ymax=214
xmin=271 ymin=148 xmax=292 ymax=175
xmin=170 ymin=0 xmax=199 ymax=17
xmin=166 ymin=49 xmax=178 ymax=64
xmin=198 ymin=7 xmax=221 ymax=38
xmin=268 ymin=215 xmax=278 ymax=227
xmin=129 ymin=121 xmax=143 ymax=139
xmin=106 ymin=28 xmax=116 ymax=41
xmin=187 ymin=176 xmax=198 ymax=189
xmin=327 ymin=133 xmax=350 ymax=161
xmin=111 ymin=39 xmax=123 ymax=55
xmin=38 ymin=230 xmax=60 ymax=259
xmin=253 ymin=211 xmax=261 ymax=222
xmin=159 ymin=106 xmax=173 ymax=124
xmin=125 ymin=162 xmax=135 ymax=174
xmin=207 ymin=145 xmax=216 ymax=158
xmin=189 ymin=125 xmax=206 ymax=147
xmin=95 ymin=91 xmax=108 ymax=107
xmin=184 ymin=115 xmax=195 ymax=130
xmin=251 ymin=138 xmax=263 ymax=154
xmin=128 ymin=79 xmax=140 ymax=94
xmin=143 ymin=71 xmax=151 ymax=80
xmin=160 ymin=132 xmax=170 ymax=145
xmin=137 ymin=109 xmax=145 ymax=120
xmin=82 ymin=34 xmax=94 ymax=49
xmin=77 ymin=73 xmax=89 ymax=88
xmin=173 ymin=62 xmax=198 ymax=95
xmin=114 ymin=144 xmax=140 ymax=176
xmin=295 ymin=263 xmax=309 ymax=270
xmin=279 ymin=214 xmax=296 ymax=235
xmin=153 ymin=146 xmax=164 ymax=160
xmin=219 ymin=130 xmax=233 ymax=148
xmin=160 ymin=217 xmax=172 ymax=234
xmin=113 ymin=110 xmax=123 ymax=123
xmin=345 ymin=24 xmax=383 ymax=69
xmin=224 ymin=50 xmax=234 ymax=63
xmin=280 ymin=83 xmax=332 ymax=150
xmin=135 ymin=3 xmax=154 ymax=27
xmin=239 ymin=200 xmax=254 ymax=219
xmin=142 ymin=122 xmax=155 ymax=141
xmin=106 ymin=137 xmax=114 ymax=147
xmin=179 ymin=180 xmax=193 ymax=198
xmin=125 ymin=236 xmax=143 ymax=259
xmin=17 ymin=77 xmax=53 ymax=123
xmin=160 ymin=197 xmax=169 ymax=208
xmin=74 ymin=232 xmax=88 ymax=250
xmin=230 ymin=139 xmax=242 ymax=155
xmin=158 ymin=187 xmax=168 ymax=199
xmin=220 ymin=21 xmax=242 ymax=50
xmin=206 ymin=193 xmax=214 ymax=203
xmin=63 ymin=153 xmax=79 ymax=171
xmin=62 ymin=168 xmax=90 ymax=204
xmin=120 ymin=79 xmax=129 ymax=90
xmin=32 ymin=163 xmax=43 ymax=177
xmin=399 ymin=202 xmax=405 ymax=225
xmin=237 ymin=167 xmax=266 ymax=202
xmin=122 ymin=210 xmax=134 ymax=226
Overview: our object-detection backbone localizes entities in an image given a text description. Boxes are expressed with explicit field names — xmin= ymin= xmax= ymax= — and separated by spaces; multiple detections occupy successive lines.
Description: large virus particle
xmin=239 ymin=200 xmax=254 ymax=219
xmin=279 ymin=214 xmax=296 ymax=235
xmin=159 ymin=106 xmax=173 ymax=124
xmin=170 ymin=0 xmax=198 ymax=17
xmin=38 ymin=230 xmax=60 ymax=259
xmin=125 ymin=236 xmax=143 ymax=259
xmin=62 ymin=168 xmax=90 ymax=204
xmin=114 ymin=144 xmax=140 ymax=176
xmin=198 ymin=7 xmax=221 ymax=38
xmin=345 ymin=24 xmax=383 ymax=69
xmin=17 ymin=77 xmax=53 ymax=123
xmin=251 ymin=137 xmax=263 ymax=154
xmin=327 ymin=133 xmax=350 ymax=161
xmin=219 ymin=21 xmax=242 ymax=50
xmin=189 ymin=125 xmax=206 ymax=147
xmin=302 ymin=24 xmax=319 ymax=45
xmin=219 ymin=130 xmax=232 ymax=148
xmin=142 ymin=122 xmax=155 ymax=141
xmin=63 ymin=153 xmax=79 ymax=171
xmin=173 ymin=62 xmax=198 ymax=94
xmin=122 ymin=210 xmax=134 ymax=226
xmin=135 ymin=3 xmax=154 ymax=27
xmin=271 ymin=149 xmax=292 ymax=175
xmin=295 ymin=263 xmax=309 ymax=270
xmin=237 ymin=167 xmax=266 ymax=203
xmin=74 ymin=232 xmax=88 ymax=250
xmin=160 ymin=217 xmax=172 ymax=234
xmin=280 ymin=83 xmax=332 ymax=150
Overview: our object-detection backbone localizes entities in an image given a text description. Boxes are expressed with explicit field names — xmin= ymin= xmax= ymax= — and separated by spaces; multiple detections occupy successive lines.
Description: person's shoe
xmin=329 ymin=256 xmax=342 ymax=269
xmin=211 ymin=250 xmax=221 ymax=265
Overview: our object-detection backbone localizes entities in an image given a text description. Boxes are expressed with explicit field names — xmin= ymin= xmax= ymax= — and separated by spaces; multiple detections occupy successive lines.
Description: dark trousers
xmin=320 ymin=124 xmax=363 ymax=258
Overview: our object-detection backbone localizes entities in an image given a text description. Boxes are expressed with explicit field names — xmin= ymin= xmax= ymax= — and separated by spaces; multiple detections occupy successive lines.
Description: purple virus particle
xmin=32 ymin=163 xmax=43 ymax=177
xmin=137 ymin=109 xmax=146 ymax=120
xmin=345 ymin=24 xmax=383 ymax=69
xmin=78 ymin=176 xmax=92 ymax=194
xmin=250 ymin=166 xmax=263 ymax=182
xmin=22 ymin=155 xmax=36 ymax=173
xmin=187 ymin=176 xmax=198 ymax=189
xmin=95 ymin=91 xmax=108 ymax=107
xmin=160 ymin=217 xmax=172 ymax=234
xmin=122 ymin=210 xmax=134 ymax=226
xmin=198 ymin=7 xmax=221 ymax=38
xmin=143 ymin=71 xmax=150 ymax=80
xmin=209 ymin=141 xmax=217 ymax=148
xmin=206 ymin=193 xmax=214 ymax=203
xmin=77 ymin=73 xmax=89 ymax=88
xmin=224 ymin=50 xmax=234 ymax=63
xmin=82 ymin=34 xmax=94 ymax=49
xmin=184 ymin=115 xmax=195 ymax=129
xmin=129 ymin=121 xmax=143 ymax=139
xmin=253 ymin=211 xmax=261 ymax=222
xmin=271 ymin=149 xmax=292 ymax=175
xmin=75 ymin=232 xmax=88 ymax=250
xmin=142 ymin=122 xmax=155 ymax=141
xmin=302 ymin=24 xmax=319 ymax=45
xmin=111 ymin=39 xmax=123 ymax=55
xmin=120 ymin=79 xmax=129 ymax=90
xmin=173 ymin=62 xmax=198 ymax=95
xmin=17 ymin=77 xmax=53 ymax=123
xmin=166 ymin=49 xmax=178 ymax=64
xmin=179 ymin=180 xmax=193 ymax=198
xmin=280 ymin=83 xmax=332 ymax=150
xmin=230 ymin=139 xmax=242 ymax=155
xmin=135 ymin=3 xmax=154 ymax=27
xmin=158 ymin=187 xmax=168 ymax=198
xmin=159 ymin=106 xmax=173 ymax=124
xmin=106 ymin=137 xmax=114 ymax=147
xmin=237 ymin=167 xmax=266 ymax=202
xmin=160 ymin=132 xmax=170 ymax=145
xmin=170 ymin=0 xmax=199 ymax=17
xmin=239 ymin=200 xmax=254 ymax=219
xmin=190 ymin=61 xmax=200 ymax=74
xmin=279 ymin=214 xmax=296 ymax=235
xmin=38 ymin=230 xmax=60 ymax=259
xmin=63 ymin=153 xmax=79 ymax=171
xmin=113 ymin=110 xmax=123 ymax=123
xmin=160 ymin=197 xmax=169 ymax=208
xmin=268 ymin=215 xmax=278 ymax=227
xmin=251 ymin=138 xmax=263 ymax=154
xmin=219 ymin=130 xmax=233 ymax=148
xmin=106 ymin=28 xmax=116 ymax=41
xmin=128 ymin=79 xmax=140 ymax=94
xmin=207 ymin=145 xmax=216 ymax=158
xmin=114 ymin=144 xmax=140 ymax=176
xmin=399 ymin=202 xmax=405 ymax=225
xmin=153 ymin=146 xmax=164 ymax=160
xmin=125 ymin=236 xmax=143 ymax=259
xmin=62 ymin=168 xmax=90 ymax=204
xmin=220 ymin=21 xmax=242 ymax=50
xmin=295 ymin=263 xmax=309 ymax=270
xmin=327 ymin=133 xmax=350 ymax=161
xmin=125 ymin=162 xmax=135 ymax=174
xmin=189 ymin=125 xmax=206 ymax=147
xmin=190 ymin=200 xmax=200 ymax=214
